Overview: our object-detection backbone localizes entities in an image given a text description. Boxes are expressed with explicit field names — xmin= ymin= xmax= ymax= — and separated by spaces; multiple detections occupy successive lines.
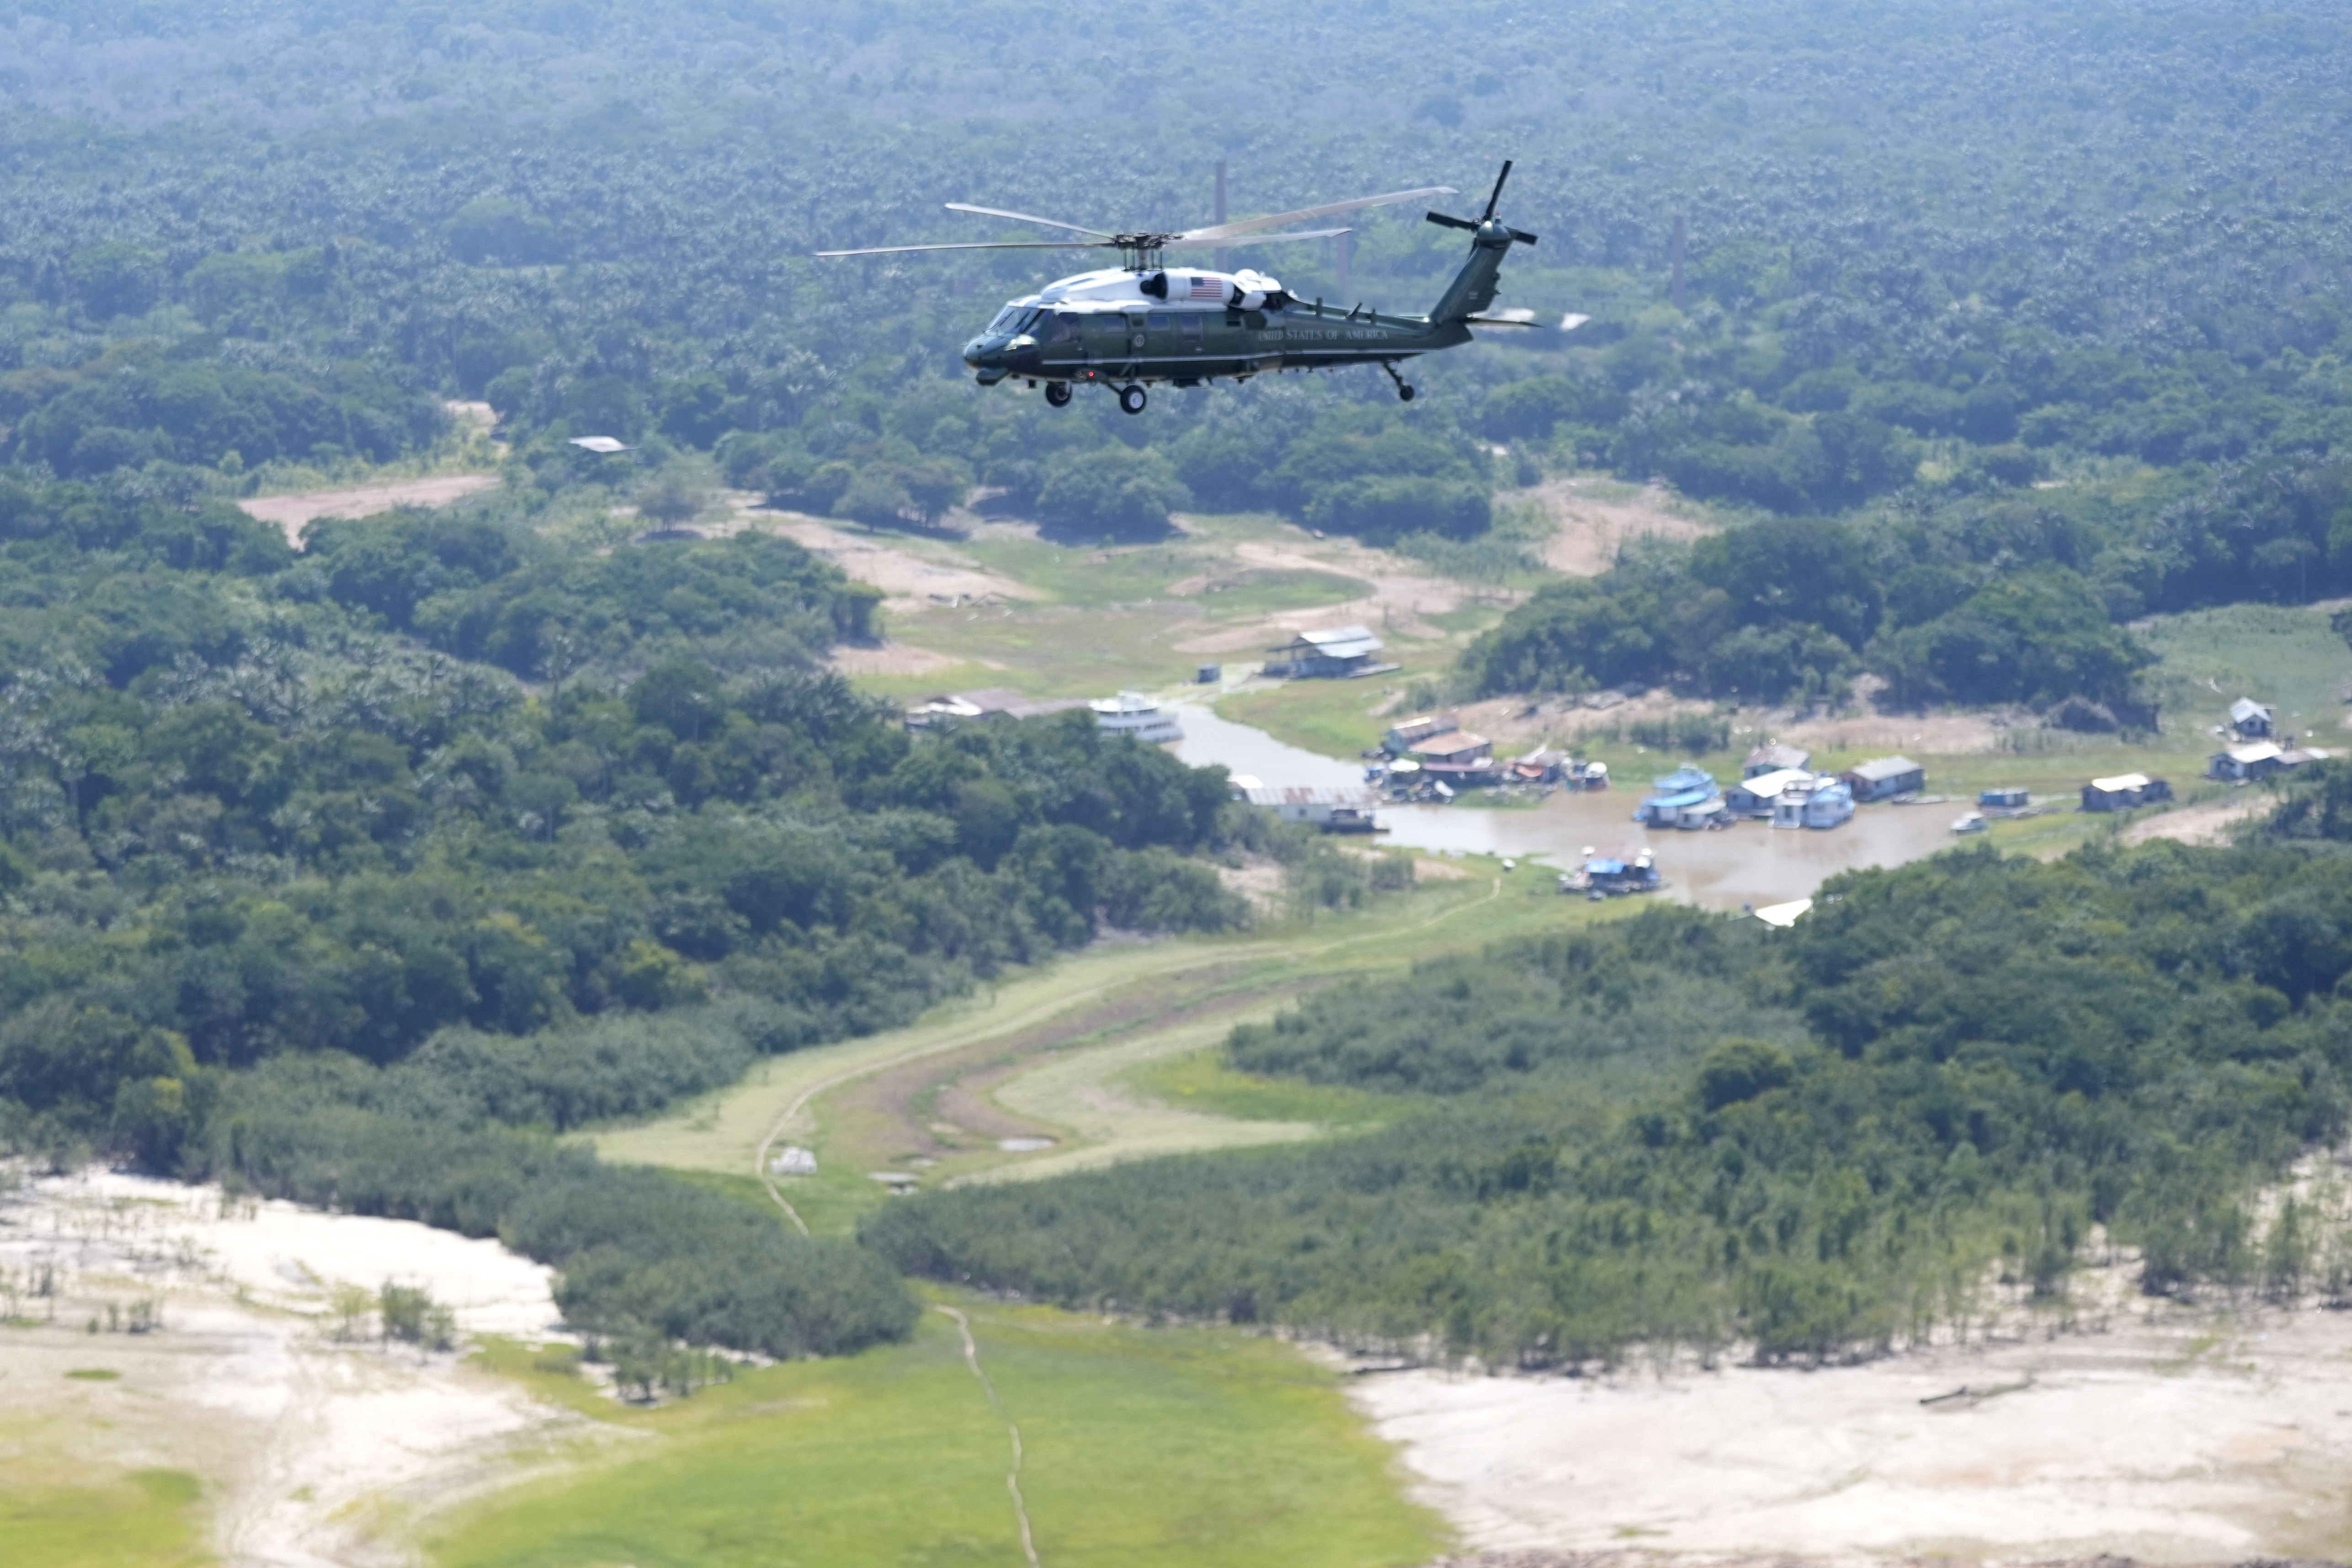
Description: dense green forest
xmin=870 ymin=765 xmax=2352 ymax=1364
xmin=3 ymin=1 xmax=2350 ymax=712
xmin=0 ymin=469 xmax=1267 ymax=1353
xmin=5 ymin=0 xmax=2352 ymax=1362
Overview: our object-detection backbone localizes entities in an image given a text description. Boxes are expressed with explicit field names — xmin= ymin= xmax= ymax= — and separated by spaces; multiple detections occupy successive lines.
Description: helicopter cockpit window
xmin=987 ymin=305 xmax=1021 ymax=333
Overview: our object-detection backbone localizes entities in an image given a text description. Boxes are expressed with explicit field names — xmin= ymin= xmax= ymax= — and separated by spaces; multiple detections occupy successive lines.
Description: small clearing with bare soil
xmin=2123 ymin=791 xmax=2275 ymax=847
xmin=1172 ymin=533 xmax=1497 ymax=653
xmin=829 ymin=640 xmax=973 ymax=677
xmin=1503 ymin=476 xmax=1713 ymax=576
xmin=238 ymin=473 xmax=502 ymax=547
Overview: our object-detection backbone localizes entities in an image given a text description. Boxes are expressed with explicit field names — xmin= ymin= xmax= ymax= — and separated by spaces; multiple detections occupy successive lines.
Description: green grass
xmin=1219 ymin=681 xmax=1409 ymax=759
xmin=1121 ymin=1046 xmax=1411 ymax=1128
xmin=2137 ymin=601 xmax=2352 ymax=745
xmin=61 ymin=1368 xmax=119 ymax=1382
xmin=434 ymin=1299 xmax=1447 ymax=1568
xmin=0 ymin=1468 xmax=210 ymax=1568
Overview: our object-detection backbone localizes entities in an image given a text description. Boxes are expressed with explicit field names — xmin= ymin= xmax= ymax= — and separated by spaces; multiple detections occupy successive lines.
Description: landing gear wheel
xmin=1118 ymin=383 xmax=1148 ymax=415
xmin=1043 ymin=382 xmax=1072 ymax=408
xmin=1380 ymin=361 xmax=1416 ymax=403
xmin=1398 ymin=384 xmax=1416 ymax=402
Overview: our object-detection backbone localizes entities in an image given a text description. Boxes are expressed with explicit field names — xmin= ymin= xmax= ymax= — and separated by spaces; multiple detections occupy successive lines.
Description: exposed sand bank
xmin=1357 ymin=1293 xmax=2352 ymax=1562
xmin=0 ymin=1169 xmax=582 ymax=1567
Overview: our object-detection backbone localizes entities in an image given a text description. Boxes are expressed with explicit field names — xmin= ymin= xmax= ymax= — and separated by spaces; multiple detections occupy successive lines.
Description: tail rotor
xmin=1426 ymin=159 xmax=1538 ymax=245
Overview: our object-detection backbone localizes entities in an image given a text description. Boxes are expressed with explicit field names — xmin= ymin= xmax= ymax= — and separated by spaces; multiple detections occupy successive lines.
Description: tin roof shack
xmin=2280 ymin=746 xmax=2336 ymax=769
xmin=1408 ymin=731 xmax=1493 ymax=765
xmin=1742 ymin=744 xmax=1811 ymax=779
xmin=2229 ymin=698 xmax=2276 ymax=740
xmin=1773 ymin=776 xmax=1854 ymax=829
xmin=1979 ymin=787 xmax=2030 ymax=811
xmin=1635 ymin=765 xmax=1719 ymax=826
xmin=1843 ymin=755 xmax=1925 ymax=802
xmin=2082 ymin=773 xmax=2172 ymax=811
xmin=2210 ymin=742 xmax=2285 ymax=783
xmin=1727 ymin=767 xmax=1813 ymax=817
xmin=1243 ymin=785 xmax=1382 ymax=833
xmin=1384 ymin=712 xmax=1458 ymax=754
xmin=1510 ymin=747 xmax=1569 ymax=785
xmin=907 ymin=688 xmax=1087 ymax=729
xmin=1265 ymin=624 xmax=1393 ymax=680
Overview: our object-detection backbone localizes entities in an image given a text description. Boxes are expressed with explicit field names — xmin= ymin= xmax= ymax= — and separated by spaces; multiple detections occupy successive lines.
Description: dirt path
xmin=937 ymin=1306 xmax=1043 ymax=1568
xmin=2121 ymin=791 xmax=2272 ymax=847
xmin=238 ymin=473 xmax=501 ymax=547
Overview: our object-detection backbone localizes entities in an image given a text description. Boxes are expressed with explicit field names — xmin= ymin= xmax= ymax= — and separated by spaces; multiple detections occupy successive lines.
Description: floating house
xmin=1385 ymin=713 xmax=1458 ymax=753
xmin=1242 ymin=785 xmax=1383 ymax=832
xmin=1773 ymin=775 xmax=1854 ymax=829
xmin=1742 ymin=743 xmax=1811 ymax=779
xmin=2082 ymin=773 xmax=2172 ymax=811
xmin=1409 ymin=730 xmax=1493 ymax=765
xmin=1727 ymin=767 xmax=1813 ymax=817
xmin=1635 ymin=765 xmax=1720 ymax=826
xmin=1843 ymin=755 xmax=1925 ymax=802
xmin=1090 ymin=691 xmax=1183 ymax=744
xmin=2229 ymin=698 xmax=2276 ymax=740
xmin=1978 ymin=787 xmax=2030 ymax=810
xmin=2209 ymin=742 xmax=2284 ymax=783
xmin=1265 ymin=625 xmax=1393 ymax=680
xmin=1562 ymin=848 xmax=1661 ymax=897
xmin=1509 ymin=747 xmax=1569 ymax=785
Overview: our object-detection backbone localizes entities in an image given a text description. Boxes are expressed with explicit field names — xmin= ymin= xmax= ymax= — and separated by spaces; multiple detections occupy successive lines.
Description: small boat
xmin=1951 ymin=811 xmax=1987 ymax=834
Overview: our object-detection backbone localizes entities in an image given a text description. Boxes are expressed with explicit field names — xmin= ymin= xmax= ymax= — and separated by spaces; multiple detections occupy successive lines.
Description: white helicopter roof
xmin=1008 ymin=266 xmax=1283 ymax=310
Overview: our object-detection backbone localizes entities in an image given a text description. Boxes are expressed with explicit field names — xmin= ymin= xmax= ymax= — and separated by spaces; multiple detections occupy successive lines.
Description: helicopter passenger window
xmin=1181 ymin=315 xmax=1204 ymax=348
xmin=1147 ymin=311 xmax=1176 ymax=330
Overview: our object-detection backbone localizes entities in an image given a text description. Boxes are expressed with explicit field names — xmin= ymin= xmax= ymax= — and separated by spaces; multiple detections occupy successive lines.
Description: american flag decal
xmin=1187 ymin=275 xmax=1227 ymax=301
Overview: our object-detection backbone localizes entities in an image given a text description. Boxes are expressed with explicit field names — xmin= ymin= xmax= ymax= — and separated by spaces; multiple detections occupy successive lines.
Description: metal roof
xmin=2088 ymin=772 xmax=2152 ymax=792
xmin=1272 ymin=624 xmax=1382 ymax=660
xmin=2229 ymin=697 xmax=2273 ymax=724
xmin=1846 ymin=755 xmax=1923 ymax=782
xmin=1243 ymin=786 xmax=1379 ymax=808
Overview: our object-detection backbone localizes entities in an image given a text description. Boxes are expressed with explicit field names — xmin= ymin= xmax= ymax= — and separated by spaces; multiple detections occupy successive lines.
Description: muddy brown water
xmin=1173 ymin=701 xmax=1970 ymax=914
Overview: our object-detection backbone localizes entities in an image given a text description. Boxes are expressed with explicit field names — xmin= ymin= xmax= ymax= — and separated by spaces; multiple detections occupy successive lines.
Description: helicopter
xmin=815 ymin=161 xmax=1545 ymax=414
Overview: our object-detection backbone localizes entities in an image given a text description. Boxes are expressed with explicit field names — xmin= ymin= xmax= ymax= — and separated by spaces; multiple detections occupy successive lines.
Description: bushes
xmin=868 ymin=843 xmax=2352 ymax=1365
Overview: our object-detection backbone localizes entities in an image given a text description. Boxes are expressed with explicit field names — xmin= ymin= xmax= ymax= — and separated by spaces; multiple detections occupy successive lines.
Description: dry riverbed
xmin=1362 ymin=1281 xmax=2352 ymax=1561
xmin=0 ymin=1168 xmax=586 ymax=1567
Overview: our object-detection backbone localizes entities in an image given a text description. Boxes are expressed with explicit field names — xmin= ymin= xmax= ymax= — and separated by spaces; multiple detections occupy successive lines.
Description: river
xmin=1171 ymin=700 xmax=1968 ymax=913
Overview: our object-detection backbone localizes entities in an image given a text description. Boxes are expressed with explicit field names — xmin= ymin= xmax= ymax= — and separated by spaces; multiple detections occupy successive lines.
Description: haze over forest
xmin=3 ymin=3 xmax=2352 ymax=1564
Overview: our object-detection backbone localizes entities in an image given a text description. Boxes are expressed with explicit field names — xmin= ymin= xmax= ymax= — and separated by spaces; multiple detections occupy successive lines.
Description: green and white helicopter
xmin=817 ymin=161 xmax=1551 ymax=414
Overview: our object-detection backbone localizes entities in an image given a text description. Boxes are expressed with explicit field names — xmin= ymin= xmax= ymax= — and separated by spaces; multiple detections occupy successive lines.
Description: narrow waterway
xmin=1172 ymin=699 xmax=1968 ymax=913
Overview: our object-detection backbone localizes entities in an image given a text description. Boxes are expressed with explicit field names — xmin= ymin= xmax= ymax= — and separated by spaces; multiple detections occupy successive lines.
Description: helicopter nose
xmin=962 ymin=336 xmax=992 ymax=368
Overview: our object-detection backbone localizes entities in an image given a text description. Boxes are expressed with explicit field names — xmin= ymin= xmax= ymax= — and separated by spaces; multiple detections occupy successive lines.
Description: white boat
xmin=1090 ymin=691 xmax=1183 ymax=744
xmin=1951 ymin=811 xmax=1987 ymax=834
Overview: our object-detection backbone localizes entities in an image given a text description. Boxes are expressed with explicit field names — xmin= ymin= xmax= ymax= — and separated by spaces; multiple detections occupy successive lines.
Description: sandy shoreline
xmin=0 ymin=1169 xmax=582 ymax=1567
xmin=1354 ymin=1285 xmax=2352 ymax=1562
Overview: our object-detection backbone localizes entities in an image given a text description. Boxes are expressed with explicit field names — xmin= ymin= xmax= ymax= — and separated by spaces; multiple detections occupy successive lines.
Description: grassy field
xmin=1121 ymin=1046 xmax=1414 ymax=1129
xmin=2137 ymin=601 xmax=2352 ymax=745
xmin=435 ymin=1300 xmax=1447 ymax=1568
xmin=0 ymin=1462 xmax=210 ymax=1568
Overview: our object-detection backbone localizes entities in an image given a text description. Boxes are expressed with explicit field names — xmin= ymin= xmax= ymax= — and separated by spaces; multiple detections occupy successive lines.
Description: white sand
xmin=0 ymin=1169 xmax=584 ymax=1567
xmin=1352 ymin=1298 xmax=2352 ymax=1561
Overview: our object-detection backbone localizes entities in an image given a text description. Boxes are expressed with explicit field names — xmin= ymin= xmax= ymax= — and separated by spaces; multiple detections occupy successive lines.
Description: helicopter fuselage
xmin=960 ymin=266 xmax=1473 ymax=391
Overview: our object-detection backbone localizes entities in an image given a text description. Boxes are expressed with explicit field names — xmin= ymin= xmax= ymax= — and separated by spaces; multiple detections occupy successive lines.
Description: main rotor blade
xmin=1481 ymin=160 xmax=1514 ymax=222
xmin=813 ymin=240 xmax=1112 ymax=257
xmin=1160 ymin=227 xmax=1352 ymax=250
xmin=943 ymin=202 xmax=1117 ymax=239
xmin=1176 ymin=186 xmax=1456 ymax=243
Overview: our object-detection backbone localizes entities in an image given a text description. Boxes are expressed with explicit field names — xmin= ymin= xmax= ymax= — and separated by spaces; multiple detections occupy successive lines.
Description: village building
xmin=2209 ymin=742 xmax=2284 ymax=783
xmin=1408 ymin=731 xmax=1493 ymax=765
xmin=905 ymin=687 xmax=1087 ymax=728
xmin=1089 ymin=691 xmax=1183 ymax=743
xmin=1978 ymin=787 xmax=2030 ymax=810
xmin=1842 ymin=755 xmax=1925 ymax=802
xmin=1773 ymin=776 xmax=1855 ymax=829
xmin=2082 ymin=773 xmax=2172 ymax=811
xmin=1509 ymin=747 xmax=1569 ymax=785
xmin=1384 ymin=713 xmax=1458 ymax=753
xmin=1264 ymin=625 xmax=1394 ymax=680
xmin=1727 ymin=767 xmax=1814 ymax=817
xmin=1635 ymin=765 xmax=1720 ymax=826
xmin=2229 ymin=698 xmax=2276 ymax=740
xmin=1742 ymin=743 xmax=1811 ymax=779
xmin=1242 ymin=785 xmax=1382 ymax=832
